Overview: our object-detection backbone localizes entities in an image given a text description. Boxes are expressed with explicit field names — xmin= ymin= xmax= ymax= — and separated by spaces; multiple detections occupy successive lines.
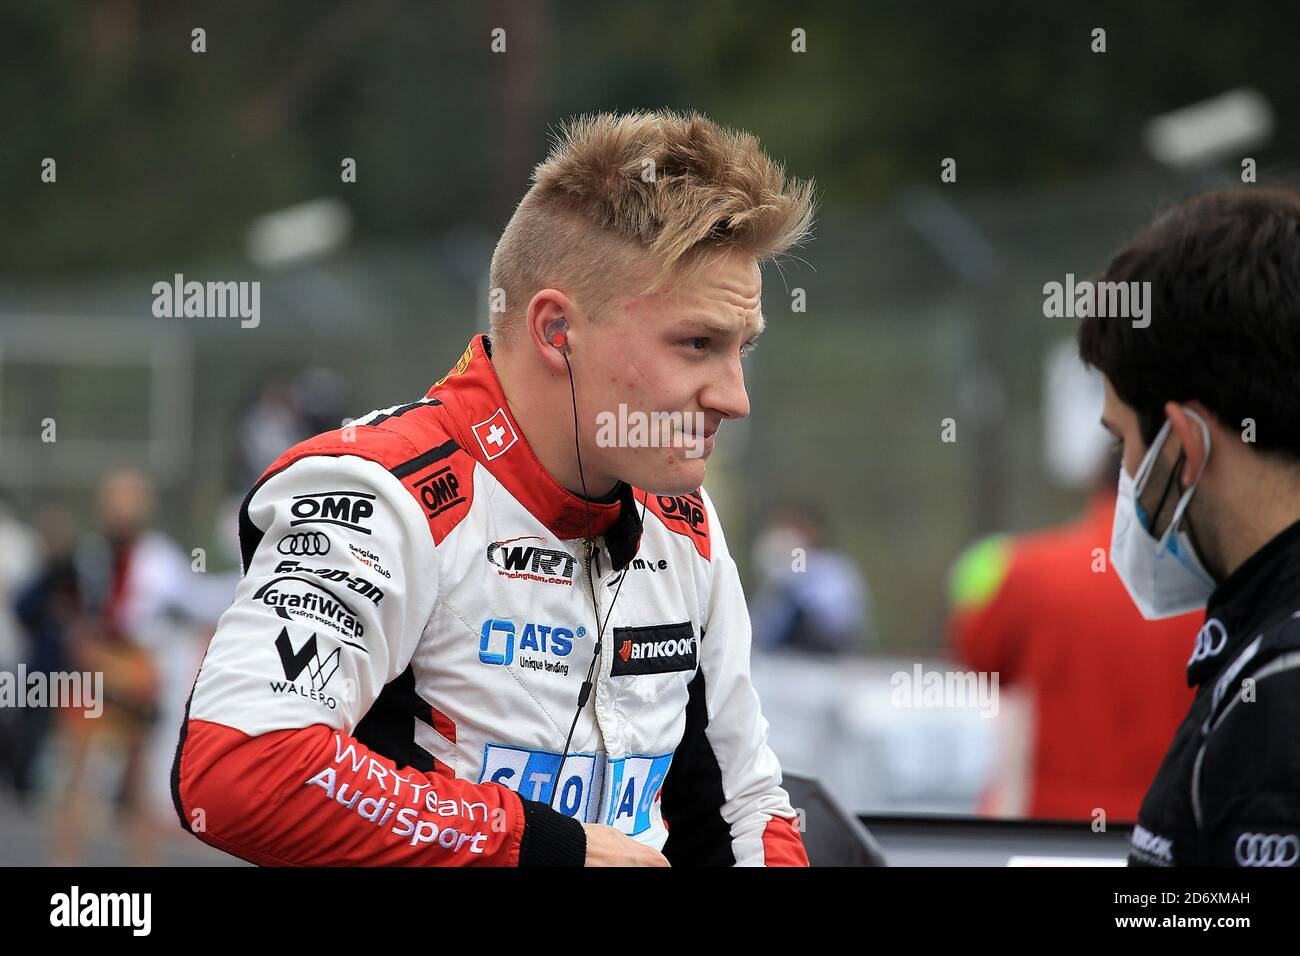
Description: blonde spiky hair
xmin=488 ymin=110 xmax=815 ymax=344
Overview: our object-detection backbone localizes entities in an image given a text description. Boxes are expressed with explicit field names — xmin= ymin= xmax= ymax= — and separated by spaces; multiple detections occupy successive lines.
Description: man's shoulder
xmin=255 ymin=397 xmax=477 ymax=546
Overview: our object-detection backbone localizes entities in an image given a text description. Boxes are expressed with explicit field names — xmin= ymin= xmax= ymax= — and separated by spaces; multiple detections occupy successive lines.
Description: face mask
xmin=1110 ymin=409 xmax=1215 ymax=619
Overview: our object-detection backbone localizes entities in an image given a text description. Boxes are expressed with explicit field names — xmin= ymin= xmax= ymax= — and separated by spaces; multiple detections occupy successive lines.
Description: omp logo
xmin=486 ymin=536 xmax=576 ymax=586
xmin=479 ymin=618 xmax=585 ymax=666
xmin=278 ymin=532 xmax=330 ymax=556
xmin=274 ymin=627 xmax=339 ymax=691
xmin=253 ymin=576 xmax=367 ymax=647
xmin=656 ymin=494 xmax=705 ymax=536
xmin=414 ymin=466 xmax=464 ymax=518
xmin=289 ymin=491 xmax=376 ymax=534
xmin=611 ymin=622 xmax=697 ymax=677
xmin=471 ymin=408 xmax=518 ymax=460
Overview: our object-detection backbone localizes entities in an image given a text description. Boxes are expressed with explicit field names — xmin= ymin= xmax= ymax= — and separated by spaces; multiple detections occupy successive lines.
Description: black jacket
xmin=1129 ymin=518 xmax=1300 ymax=866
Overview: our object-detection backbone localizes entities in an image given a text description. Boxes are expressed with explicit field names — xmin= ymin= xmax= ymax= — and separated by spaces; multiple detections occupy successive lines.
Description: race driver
xmin=171 ymin=111 xmax=814 ymax=867
xmin=1078 ymin=188 xmax=1300 ymax=867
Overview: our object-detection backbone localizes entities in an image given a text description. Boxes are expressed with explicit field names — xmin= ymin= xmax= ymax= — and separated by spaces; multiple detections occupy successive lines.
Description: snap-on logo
xmin=610 ymin=622 xmax=697 ymax=677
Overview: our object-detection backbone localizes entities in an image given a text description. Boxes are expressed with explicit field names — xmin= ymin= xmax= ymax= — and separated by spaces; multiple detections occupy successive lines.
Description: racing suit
xmin=1129 ymin=518 xmax=1300 ymax=867
xmin=171 ymin=333 xmax=808 ymax=867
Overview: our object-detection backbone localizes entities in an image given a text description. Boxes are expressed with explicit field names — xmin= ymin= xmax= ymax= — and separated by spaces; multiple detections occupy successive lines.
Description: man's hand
xmin=582 ymin=824 xmax=670 ymax=866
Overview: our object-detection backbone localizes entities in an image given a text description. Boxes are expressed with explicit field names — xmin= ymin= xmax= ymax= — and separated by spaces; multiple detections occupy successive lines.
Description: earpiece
xmin=545 ymin=319 xmax=570 ymax=354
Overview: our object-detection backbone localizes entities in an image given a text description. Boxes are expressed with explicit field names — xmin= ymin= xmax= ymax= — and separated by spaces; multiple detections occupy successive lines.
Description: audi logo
xmin=1235 ymin=832 xmax=1299 ymax=867
xmin=1188 ymin=618 xmax=1228 ymax=665
xmin=278 ymin=532 xmax=330 ymax=556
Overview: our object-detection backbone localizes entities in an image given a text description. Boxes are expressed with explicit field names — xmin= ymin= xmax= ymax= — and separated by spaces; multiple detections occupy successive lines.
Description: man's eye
xmin=684 ymin=337 xmax=710 ymax=351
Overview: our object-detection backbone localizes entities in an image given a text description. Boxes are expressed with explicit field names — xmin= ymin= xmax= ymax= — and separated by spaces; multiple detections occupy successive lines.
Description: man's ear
xmin=525 ymin=289 xmax=578 ymax=374
xmin=1163 ymin=400 xmax=1214 ymax=489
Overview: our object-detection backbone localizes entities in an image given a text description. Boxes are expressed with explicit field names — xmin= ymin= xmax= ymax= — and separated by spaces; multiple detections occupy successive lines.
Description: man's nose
xmin=701 ymin=358 xmax=751 ymax=421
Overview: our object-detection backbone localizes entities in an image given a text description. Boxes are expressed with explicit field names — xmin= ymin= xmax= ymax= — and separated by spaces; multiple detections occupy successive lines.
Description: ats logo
xmin=479 ymin=618 xmax=585 ymax=671
xmin=612 ymin=622 xmax=698 ymax=677
xmin=486 ymin=536 xmax=576 ymax=586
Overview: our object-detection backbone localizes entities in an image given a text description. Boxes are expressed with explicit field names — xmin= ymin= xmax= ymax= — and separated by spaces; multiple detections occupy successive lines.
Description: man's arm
xmin=660 ymin=488 xmax=809 ymax=867
xmin=171 ymin=452 xmax=585 ymax=866
xmin=1196 ymin=653 xmax=1300 ymax=866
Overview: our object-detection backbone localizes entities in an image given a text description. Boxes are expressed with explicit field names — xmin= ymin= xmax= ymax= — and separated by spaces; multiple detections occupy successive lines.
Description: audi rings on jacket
xmin=1235 ymin=832 xmax=1300 ymax=867
xmin=1188 ymin=618 xmax=1229 ymax=665
xmin=278 ymin=532 xmax=330 ymax=556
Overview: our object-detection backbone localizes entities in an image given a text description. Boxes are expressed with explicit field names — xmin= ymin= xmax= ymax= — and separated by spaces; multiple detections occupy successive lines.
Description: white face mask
xmin=1110 ymin=409 xmax=1216 ymax=619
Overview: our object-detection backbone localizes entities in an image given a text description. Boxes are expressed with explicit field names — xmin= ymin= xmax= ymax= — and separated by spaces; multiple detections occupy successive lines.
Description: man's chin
xmin=623 ymin=456 xmax=708 ymax=496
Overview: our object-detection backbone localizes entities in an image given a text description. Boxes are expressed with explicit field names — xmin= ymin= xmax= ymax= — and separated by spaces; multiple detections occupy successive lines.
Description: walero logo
xmin=471 ymin=408 xmax=518 ymax=460
xmin=656 ymin=493 xmax=706 ymax=537
xmin=289 ymin=490 xmax=376 ymax=534
xmin=486 ymin=536 xmax=576 ymax=586
xmin=414 ymin=465 xmax=464 ymax=518
xmin=274 ymin=627 xmax=340 ymax=691
xmin=479 ymin=619 xmax=585 ymax=668
xmin=278 ymin=531 xmax=330 ymax=556
xmin=611 ymin=622 xmax=698 ymax=677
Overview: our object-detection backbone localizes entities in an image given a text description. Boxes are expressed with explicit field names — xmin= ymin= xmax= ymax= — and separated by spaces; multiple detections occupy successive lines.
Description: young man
xmin=172 ymin=111 xmax=814 ymax=867
xmin=1078 ymin=188 xmax=1300 ymax=867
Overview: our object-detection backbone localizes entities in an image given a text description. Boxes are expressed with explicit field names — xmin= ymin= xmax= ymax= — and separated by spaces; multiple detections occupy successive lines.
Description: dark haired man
xmin=1079 ymin=188 xmax=1300 ymax=867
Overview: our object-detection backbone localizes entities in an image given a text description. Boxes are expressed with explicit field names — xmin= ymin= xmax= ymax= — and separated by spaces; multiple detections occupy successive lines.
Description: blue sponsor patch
xmin=479 ymin=743 xmax=672 ymax=835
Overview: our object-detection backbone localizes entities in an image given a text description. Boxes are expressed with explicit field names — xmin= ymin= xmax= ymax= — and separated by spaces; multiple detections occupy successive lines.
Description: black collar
xmin=1189 ymin=517 xmax=1300 ymax=686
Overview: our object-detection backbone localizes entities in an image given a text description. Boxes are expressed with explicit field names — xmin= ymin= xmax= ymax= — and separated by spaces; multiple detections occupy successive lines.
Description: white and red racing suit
xmin=171 ymin=333 xmax=808 ymax=866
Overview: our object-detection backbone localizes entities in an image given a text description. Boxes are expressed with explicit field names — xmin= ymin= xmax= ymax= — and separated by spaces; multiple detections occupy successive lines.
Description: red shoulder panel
xmin=640 ymin=488 xmax=712 ymax=561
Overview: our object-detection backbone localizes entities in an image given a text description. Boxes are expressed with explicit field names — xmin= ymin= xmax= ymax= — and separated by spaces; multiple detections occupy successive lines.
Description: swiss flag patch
xmin=471 ymin=408 xmax=518 ymax=460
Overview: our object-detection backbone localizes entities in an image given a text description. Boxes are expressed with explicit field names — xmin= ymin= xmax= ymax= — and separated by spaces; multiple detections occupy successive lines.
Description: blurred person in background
xmin=7 ymin=507 xmax=80 ymax=801
xmin=235 ymin=368 xmax=351 ymax=489
xmin=946 ymin=343 xmax=1198 ymax=821
xmin=54 ymin=468 xmax=194 ymax=865
xmin=0 ymin=492 xmax=40 ymax=799
xmin=1079 ymin=189 xmax=1300 ymax=867
xmin=750 ymin=503 xmax=874 ymax=653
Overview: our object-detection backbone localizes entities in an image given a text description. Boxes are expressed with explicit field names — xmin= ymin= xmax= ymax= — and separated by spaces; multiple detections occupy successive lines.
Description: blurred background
xmin=2 ymin=0 xmax=1297 ymax=863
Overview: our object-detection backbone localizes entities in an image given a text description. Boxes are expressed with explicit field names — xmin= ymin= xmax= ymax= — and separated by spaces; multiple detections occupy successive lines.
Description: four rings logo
xmin=1189 ymin=618 xmax=1229 ymax=666
xmin=610 ymin=622 xmax=698 ymax=677
xmin=290 ymin=491 xmax=376 ymax=534
xmin=279 ymin=532 xmax=330 ymax=556
xmin=486 ymin=536 xmax=576 ymax=586
xmin=1235 ymin=832 xmax=1299 ymax=867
